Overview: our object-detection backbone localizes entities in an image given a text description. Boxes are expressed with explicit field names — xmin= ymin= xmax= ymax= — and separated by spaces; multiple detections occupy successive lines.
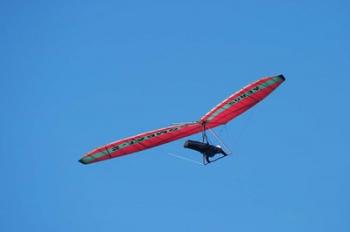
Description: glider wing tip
xmin=78 ymin=158 xmax=88 ymax=165
xmin=277 ymin=74 xmax=286 ymax=81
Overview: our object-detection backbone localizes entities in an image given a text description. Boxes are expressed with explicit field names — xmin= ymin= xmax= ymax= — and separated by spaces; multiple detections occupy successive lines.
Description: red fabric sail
xmin=79 ymin=123 xmax=203 ymax=164
xmin=201 ymin=75 xmax=285 ymax=128
xmin=79 ymin=75 xmax=285 ymax=164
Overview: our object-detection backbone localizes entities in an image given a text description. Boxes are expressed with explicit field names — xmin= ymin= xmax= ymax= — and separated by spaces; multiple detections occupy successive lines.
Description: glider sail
xmin=80 ymin=123 xmax=203 ymax=164
xmin=79 ymin=74 xmax=285 ymax=164
xmin=200 ymin=75 xmax=285 ymax=128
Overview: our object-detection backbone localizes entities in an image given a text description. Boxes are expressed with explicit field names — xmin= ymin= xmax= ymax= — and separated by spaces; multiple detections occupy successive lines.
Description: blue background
xmin=1 ymin=1 xmax=349 ymax=231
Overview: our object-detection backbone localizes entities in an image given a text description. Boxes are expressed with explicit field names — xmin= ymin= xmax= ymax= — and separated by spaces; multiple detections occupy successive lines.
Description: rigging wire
xmin=208 ymin=128 xmax=233 ymax=155
xmin=167 ymin=152 xmax=203 ymax=166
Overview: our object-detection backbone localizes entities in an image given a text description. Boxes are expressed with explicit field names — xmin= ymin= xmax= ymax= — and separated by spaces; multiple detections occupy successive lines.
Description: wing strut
xmin=201 ymin=121 xmax=208 ymax=144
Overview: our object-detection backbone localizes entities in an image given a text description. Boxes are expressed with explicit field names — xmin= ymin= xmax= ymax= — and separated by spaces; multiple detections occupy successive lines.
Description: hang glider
xmin=79 ymin=74 xmax=285 ymax=165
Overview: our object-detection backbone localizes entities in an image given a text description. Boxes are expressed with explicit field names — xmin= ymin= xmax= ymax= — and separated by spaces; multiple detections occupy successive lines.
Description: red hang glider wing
xmin=79 ymin=122 xmax=203 ymax=164
xmin=80 ymin=74 xmax=285 ymax=165
xmin=201 ymin=75 xmax=285 ymax=129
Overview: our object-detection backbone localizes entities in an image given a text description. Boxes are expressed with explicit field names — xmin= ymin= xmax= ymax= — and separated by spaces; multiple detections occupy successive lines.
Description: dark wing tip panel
xmin=78 ymin=158 xmax=88 ymax=165
xmin=278 ymin=74 xmax=286 ymax=81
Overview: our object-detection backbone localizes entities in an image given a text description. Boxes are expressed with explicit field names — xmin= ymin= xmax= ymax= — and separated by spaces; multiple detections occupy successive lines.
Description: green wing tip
xmin=79 ymin=158 xmax=88 ymax=165
xmin=277 ymin=74 xmax=286 ymax=81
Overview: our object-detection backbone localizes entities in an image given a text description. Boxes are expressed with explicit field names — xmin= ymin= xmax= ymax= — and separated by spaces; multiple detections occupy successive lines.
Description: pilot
xmin=184 ymin=140 xmax=228 ymax=164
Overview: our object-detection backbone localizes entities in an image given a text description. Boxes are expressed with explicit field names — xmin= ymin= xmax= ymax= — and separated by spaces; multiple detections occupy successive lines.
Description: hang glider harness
xmin=184 ymin=122 xmax=229 ymax=165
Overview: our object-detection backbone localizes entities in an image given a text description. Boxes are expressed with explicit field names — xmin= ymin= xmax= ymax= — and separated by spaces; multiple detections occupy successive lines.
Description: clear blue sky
xmin=1 ymin=1 xmax=349 ymax=231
